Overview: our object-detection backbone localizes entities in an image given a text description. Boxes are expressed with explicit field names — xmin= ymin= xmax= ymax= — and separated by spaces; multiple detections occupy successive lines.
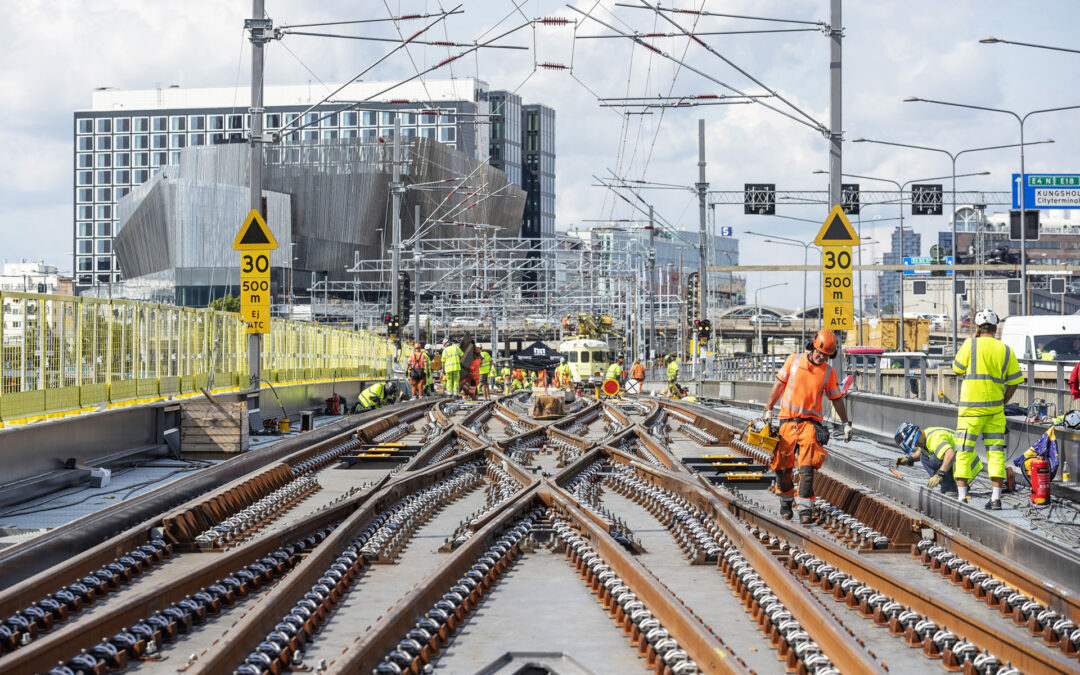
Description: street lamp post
xmin=746 ymin=232 xmax=813 ymax=346
xmin=979 ymin=36 xmax=1080 ymax=55
xmin=904 ymin=96 xmax=1080 ymax=314
xmin=754 ymin=282 xmax=788 ymax=354
xmin=816 ymin=169 xmax=989 ymax=351
xmin=853 ymin=136 xmax=1053 ymax=350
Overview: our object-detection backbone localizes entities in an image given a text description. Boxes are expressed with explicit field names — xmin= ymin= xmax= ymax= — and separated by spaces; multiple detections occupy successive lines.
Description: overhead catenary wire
xmin=613 ymin=3 xmax=826 ymax=27
xmin=568 ymin=4 xmax=823 ymax=134
xmin=278 ymin=9 xmax=464 ymax=31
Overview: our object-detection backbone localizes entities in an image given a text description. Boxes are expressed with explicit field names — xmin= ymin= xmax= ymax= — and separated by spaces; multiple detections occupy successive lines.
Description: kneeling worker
xmin=894 ymin=422 xmax=983 ymax=497
xmin=763 ymin=330 xmax=853 ymax=523
xmin=354 ymin=381 xmax=400 ymax=413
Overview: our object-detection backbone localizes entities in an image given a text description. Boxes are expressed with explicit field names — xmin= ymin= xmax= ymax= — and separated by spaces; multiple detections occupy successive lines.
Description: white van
xmin=999 ymin=315 xmax=1080 ymax=361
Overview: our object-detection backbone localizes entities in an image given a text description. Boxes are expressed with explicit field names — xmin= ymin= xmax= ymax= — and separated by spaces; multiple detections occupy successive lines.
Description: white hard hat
xmin=974 ymin=309 xmax=999 ymax=327
xmin=425 ymin=344 xmax=433 ymax=350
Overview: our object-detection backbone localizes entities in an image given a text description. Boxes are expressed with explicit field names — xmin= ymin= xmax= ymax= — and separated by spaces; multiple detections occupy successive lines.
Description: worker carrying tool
xmin=407 ymin=342 xmax=428 ymax=399
xmin=894 ymin=422 xmax=983 ymax=496
xmin=626 ymin=360 xmax=645 ymax=394
xmin=442 ymin=339 xmax=463 ymax=395
xmin=951 ymin=309 xmax=1024 ymax=510
xmin=665 ymin=355 xmax=680 ymax=397
xmin=353 ymin=381 xmax=401 ymax=413
xmin=763 ymin=330 xmax=853 ymax=524
xmin=479 ymin=348 xmax=492 ymax=400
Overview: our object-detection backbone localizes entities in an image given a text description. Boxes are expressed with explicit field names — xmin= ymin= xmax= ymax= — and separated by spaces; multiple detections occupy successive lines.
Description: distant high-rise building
xmin=521 ymin=104 xmax=555 ymax=293
xmin=487 ymin=90 xmax=522 ymax=188
xmin=73 ymin=79 xmax=489 ymax=290
xmin=879 ymin=225 xmax=920 ymax=311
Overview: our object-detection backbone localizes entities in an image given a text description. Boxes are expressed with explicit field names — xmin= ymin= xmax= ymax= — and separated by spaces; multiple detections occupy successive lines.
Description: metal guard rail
xmin=717 ymin=353 xmax=1078 ymax=414
xmin=0 ymin=291 xmax=406 ymax=426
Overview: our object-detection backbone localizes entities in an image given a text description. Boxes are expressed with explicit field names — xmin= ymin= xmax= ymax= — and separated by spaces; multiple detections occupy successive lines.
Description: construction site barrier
xmin=0 ymin=292 xmax=403 ymax=426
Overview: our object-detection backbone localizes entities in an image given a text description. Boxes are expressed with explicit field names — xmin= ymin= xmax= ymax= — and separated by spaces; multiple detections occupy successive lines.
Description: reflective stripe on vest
xmin=358 ymin=383 xmax=385 ymax=407
xmin=924 ymin=427 xmax=955 ymax=461
xmin=957 ymin=337 xmax=1015 ymax=415
xmin=778 ymin=354 xmax=830 ymax=421
xmin=443 ymin=346 xmax=461 ymax=371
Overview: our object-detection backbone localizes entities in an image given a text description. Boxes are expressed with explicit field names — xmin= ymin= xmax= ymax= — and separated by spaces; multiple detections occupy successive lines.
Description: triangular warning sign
xmin=233 ymin=209 xmax=278 ymax=250
xmin=814 ymin=205 xmax=860 ymax=246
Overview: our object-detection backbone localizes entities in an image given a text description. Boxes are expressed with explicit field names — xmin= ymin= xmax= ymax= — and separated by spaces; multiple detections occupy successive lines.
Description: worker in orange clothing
xmin=763 ymin=330 xmax=853 ymax=524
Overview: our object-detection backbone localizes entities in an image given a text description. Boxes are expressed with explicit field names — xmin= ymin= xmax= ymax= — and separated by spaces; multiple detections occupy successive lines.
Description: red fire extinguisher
xmin=1030 ymin=458 xmax=1051 ymax=505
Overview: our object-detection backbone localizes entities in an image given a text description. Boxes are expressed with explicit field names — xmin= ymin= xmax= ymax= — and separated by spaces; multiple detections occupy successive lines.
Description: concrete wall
xmin=0 ymin=378 xmax=377 ymax=507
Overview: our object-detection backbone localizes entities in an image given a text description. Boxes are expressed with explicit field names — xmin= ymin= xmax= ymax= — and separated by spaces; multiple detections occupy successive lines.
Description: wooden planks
xmin=181 ymin=399 xmax=249 ymax=453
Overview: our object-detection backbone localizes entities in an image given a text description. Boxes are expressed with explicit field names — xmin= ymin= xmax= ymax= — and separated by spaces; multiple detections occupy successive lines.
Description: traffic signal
xmin=398 ymin=271 xmax=412 ymax=327
xmin=686 ymin=273 xmax=700 ymax=324
xmin=698 ymin=319 xmax=711 ymax=343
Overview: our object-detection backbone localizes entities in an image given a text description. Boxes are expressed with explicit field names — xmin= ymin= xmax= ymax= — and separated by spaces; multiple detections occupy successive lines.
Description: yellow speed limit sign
xmin=821 ymin=246 xmax=853 ymax=330
xmin=233 ymin=209 xmax=278 ymax=334
xmin=240 ymin=252 xmax=271 ymax=333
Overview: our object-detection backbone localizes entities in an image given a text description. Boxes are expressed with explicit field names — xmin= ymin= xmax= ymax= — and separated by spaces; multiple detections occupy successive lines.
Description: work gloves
xmin=893 ymin=455 xmax=915 ymax=468
xmin=762 ymin=408 xmax=773 ymax=424
xmin=843 ymin=421 xmax=853 ymax=442
xmin=926 ymin=471 xmax=945 ymax=489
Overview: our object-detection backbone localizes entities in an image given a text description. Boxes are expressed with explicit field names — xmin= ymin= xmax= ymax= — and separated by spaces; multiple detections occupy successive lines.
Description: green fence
xmin=0 ymin=292 xmax=399 ymax=425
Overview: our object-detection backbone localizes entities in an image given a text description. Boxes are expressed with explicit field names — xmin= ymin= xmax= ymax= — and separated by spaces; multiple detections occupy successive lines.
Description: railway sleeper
xmin=913 ymin=539 xmax=1080 ymax=659
xmin=754 ymin=531 xmax=1015 ymax=675
xmin=0 ymin=538 xmax=174 ymax=655
xmin=369 ymin=509 xmax=542 ymax=675
xmin=553 ymin=516 xmax=703 ymax=675
xmin=47 ymin=528 xmax=333 ymax=675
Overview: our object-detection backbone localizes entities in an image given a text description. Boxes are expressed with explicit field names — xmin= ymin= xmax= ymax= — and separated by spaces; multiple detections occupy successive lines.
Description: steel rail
xmin=0 ymin=478 xmax=381 ymax=675
xmin=604 ymin=451 xmax=886 ymax=673
xmin=663 ymin=397 xmax=1080 ymax=622
xmin=188 ymin=449 xmax=493 ymax=674
xmin=711 ymin=481 xmax=1076 ymax=674
xmin=541 ymin=483 xmax=749 ymax=674
xmin=323 ymin=485 xmax=543 ymax=673
xmin=656 ymin=399 xmax=1077 ymax=673
xmin=0 ymin=398 xmax=435 ymax=611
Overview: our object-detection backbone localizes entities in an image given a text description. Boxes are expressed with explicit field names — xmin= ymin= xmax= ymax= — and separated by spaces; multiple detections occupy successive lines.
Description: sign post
xmin=233 ymin=209 xmax=278 ymax=336
xmin=815 ymin=205 xmax=860 ymax=332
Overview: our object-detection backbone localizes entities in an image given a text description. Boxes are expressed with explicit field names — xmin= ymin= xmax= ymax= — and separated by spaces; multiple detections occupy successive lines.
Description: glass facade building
xmin=72 ymin=81 xmax=487 ymax=290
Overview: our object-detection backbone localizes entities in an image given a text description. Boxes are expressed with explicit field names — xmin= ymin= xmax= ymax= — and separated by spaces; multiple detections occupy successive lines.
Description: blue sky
xmin=0 ymin=0 xmax=1077 ymax=308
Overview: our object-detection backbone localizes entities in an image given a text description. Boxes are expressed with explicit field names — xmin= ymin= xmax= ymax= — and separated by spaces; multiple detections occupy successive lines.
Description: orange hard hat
xmin=812 ymin=330 xmax=838 ymax=357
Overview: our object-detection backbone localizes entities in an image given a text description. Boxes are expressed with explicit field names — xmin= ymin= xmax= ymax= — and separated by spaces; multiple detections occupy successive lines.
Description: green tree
xmin=209 ymin=293 xmax=241 ymax=312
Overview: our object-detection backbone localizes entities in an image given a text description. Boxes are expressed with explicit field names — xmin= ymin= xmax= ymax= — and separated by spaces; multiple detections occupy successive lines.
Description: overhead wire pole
xmin=648 ymin=205 xmax=657 ymax=364
xmin=247 ymin=0 xmax=268 ymax=406
xmin=696 ymin=119 xmax=708 ymax=384
xmin=828 ymin=0 xmax=842 ymax=215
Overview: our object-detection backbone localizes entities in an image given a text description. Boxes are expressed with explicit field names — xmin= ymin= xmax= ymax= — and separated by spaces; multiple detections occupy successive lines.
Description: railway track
xmin=0 ymin=393 xmax=1074 ymax=674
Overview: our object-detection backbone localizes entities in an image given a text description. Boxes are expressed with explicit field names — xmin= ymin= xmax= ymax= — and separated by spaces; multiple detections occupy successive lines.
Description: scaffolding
xmin=309 ymin=231 xmax=694 ymax=357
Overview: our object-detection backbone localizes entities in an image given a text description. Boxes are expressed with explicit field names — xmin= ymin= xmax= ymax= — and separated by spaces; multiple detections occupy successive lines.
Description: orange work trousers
xmin=769 ymin=419 xmax=828 ymax=471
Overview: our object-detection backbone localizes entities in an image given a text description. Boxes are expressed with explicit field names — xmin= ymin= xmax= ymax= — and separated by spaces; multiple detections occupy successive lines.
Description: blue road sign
xmin=720 ymin=226 xmax=733 ymax=236
xmin=1012 ymin=173 xmax=1080 ymax=209
xmin=903 ymin=256 xmax=953 ymax=275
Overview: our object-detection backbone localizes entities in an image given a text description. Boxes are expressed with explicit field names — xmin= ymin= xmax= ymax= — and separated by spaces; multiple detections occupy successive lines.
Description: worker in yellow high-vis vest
xmin=442 ymin=339 xmax=463 ymax=395
xmin=951 ymin=309 xmax=1024 ymax=510
xmin=479 ymin=349 xmax=492 ymax=400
